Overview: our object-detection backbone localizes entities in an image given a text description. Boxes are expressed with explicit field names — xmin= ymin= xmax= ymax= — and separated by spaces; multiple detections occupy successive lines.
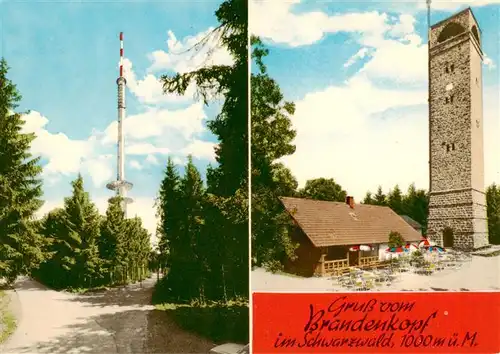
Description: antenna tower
xmin=106 ymin=32 xmax=133 ymax=217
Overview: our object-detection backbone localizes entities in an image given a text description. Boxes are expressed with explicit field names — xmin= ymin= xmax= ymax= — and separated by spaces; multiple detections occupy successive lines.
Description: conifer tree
xmin=35 ymin=208 xmax=67 ymax=288
xmin=373 ymin=186 xmax=387 ymax=206
xmin=387 ymin=185 xmax=404 ymax=215
xmin=99 ymin=196 xmax=126 ymax=284
xmin=176 ymin=156 xmax=205 ymax=300
xmin=363 ymin=192 xmax=374 ymax=204
xmin=63 ymin=174 xmax=101 ymax=287
xmin=156 ymin=157 xmax=181 ymax=270
xmin=487 ymin=183 xmax=500 ymax=245
xmin=124 ymin=216 xmax=151 ymax=282
xmin=156 ymin=0 xmax=249 ymax=305
xmin=0 ymin=58 xmax=45 ymax=284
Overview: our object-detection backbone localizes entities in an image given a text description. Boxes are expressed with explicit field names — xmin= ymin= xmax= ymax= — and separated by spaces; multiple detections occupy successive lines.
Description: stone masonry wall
xmin=428 ymin=189 xmax=488 ymax=249
xmin=429 ymin=35 xmax=471 ymax=191
xmin=427 ymin=10 xmax=489 ymax=250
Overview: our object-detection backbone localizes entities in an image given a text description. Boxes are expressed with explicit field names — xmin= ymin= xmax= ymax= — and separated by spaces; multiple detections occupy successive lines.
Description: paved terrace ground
xmin=252 ymin=254 xmax=500 ymax=292
xmin=0 ymin=276 xmax=215 ymax=353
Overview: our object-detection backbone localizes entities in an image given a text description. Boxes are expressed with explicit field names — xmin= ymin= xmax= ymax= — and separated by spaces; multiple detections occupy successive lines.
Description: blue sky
xmin=1 ymin=0 xmax=230 ymax=239
xmin=250 ymin=0 xmax=500 ymax=201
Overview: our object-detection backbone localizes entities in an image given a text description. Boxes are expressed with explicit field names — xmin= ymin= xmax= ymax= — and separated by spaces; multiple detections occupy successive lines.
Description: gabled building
xmin=280 ymin=196 xmax=422 ymax=277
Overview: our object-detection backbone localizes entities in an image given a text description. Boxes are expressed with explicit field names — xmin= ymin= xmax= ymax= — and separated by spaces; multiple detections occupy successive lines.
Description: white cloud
xmin=81 ymin=154 xmax=114 ymax=187
xmin=147 ymin=29 xmax=233 ymax=73
xmin=121 ymin=26 xmax=235 ymax=106
xmin=414 ymin=0 xmax=500 ymax=11
xmin=172 ymin=156 xmax=186 ymax=166
xmin=484 ymin=54 xmax=496 ymax=70
xmin=181 ymin=140 xmax=217 ymax=162
xmin=389 ymin=14 xmax=416 ymax=37
xmin=252 ymin=1 xmax=497 ymax=87
xmin=102 ymin=102 xmax=207 ymax=144
xmin=283 ymin=85 xmax=499 ymax=201
xmin=21 ymin=111 xmax=113 ymax=187
xmin=21 ymin=102 xmax=213 ymax=188
xmin=344 ymin=48 xmax=372 ymax=68
xmin=274 ymin=2 xmax=499 ymax=200
xmin=250 ymin=0 xmax=389 ymax=47
xmin=122 ymin=58 xmax=197 ymax=105
xmin=145 ymin=154 xmax=159 ymax=165
xmin=129 ymin=160 xmax=143 ymax=170
xmin=357 ymin=35 xmax=427 ymax=84
xmin=126 ymin=143 xmax=169 ymax=155
xmin=23 ymin=26 xmax=226 ymax=248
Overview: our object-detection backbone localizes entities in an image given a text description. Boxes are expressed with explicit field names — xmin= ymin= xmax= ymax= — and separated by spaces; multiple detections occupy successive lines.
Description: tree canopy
xmin=154 ymin=0 xmax=249 ymax=307
xmin=298 ymin=178 xmax=347 ymax=202
xmin=0 ymin=58 xmax=45 ymax=284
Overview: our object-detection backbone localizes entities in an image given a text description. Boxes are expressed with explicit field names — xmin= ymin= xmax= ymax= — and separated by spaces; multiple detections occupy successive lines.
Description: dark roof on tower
xmin=279 ymin=197 xmax=422 ymax=247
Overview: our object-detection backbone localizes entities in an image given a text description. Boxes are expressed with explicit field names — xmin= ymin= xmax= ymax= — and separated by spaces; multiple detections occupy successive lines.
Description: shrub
xmin=388 ymin=231 xmax=405 ymax=248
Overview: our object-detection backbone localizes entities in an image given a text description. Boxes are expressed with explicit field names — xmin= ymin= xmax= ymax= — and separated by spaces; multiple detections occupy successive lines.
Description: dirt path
xmin=0 ymin=277 xmax=215 ymax=353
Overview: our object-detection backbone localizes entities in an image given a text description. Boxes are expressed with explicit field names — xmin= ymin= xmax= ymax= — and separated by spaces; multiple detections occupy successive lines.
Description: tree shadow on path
xmin=10 ymin=308 xmax=216 ymax=353
xmin=1 ymin=277 xmax=49 ymax=292
xmin=65 ymin=278 xmax=157 ymax=308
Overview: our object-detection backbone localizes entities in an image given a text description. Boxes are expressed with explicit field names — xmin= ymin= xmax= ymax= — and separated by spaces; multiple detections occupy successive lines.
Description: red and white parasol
xmin=418 ymin=238 xmax=431 ymax=248
xmin=404 ymin=243 xmax=419 ymax=252
xmin=349 ymin=245 xmax=373 ymax=252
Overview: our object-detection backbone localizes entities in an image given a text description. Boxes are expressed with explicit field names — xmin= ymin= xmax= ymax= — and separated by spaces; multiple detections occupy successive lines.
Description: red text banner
xmin=253 ymin=292 xmax=500 ymax=353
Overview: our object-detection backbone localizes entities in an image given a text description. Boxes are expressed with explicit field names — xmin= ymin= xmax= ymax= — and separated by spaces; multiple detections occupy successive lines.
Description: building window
xmin=452 ymin=143 xmax=456 ymax=151
xmin=445 ymin=97 xmax=449 ymax=104
xmin=446 ymin=144 xmax=451 ymax=152
xmin=445 ymin=66 xmax=449 ymax=74
xmin=450 ymin=95 xmax=454 ymax=104
xmin=450 ymin=64 xmax=455 ymax=72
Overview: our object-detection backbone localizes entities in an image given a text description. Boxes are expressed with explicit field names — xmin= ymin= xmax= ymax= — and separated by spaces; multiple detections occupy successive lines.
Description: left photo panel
xmin=0 ymin=0 xmax=249 ymax=353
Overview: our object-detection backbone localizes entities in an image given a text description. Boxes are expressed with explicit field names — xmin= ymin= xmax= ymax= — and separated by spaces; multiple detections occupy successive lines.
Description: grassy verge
xmin=0 ymin=291 xmax=17 ymax=344
xmin=155 ymin=300 xmax=249 ymax=344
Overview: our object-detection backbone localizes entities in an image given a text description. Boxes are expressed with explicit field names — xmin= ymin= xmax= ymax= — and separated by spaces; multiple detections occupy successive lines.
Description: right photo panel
xmin=250 ymin=2 xmax=499 ymax=349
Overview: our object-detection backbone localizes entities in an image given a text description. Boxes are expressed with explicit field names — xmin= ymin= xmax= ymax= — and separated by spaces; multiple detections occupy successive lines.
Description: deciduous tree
xmin=298 ymin=178 xmax=347 ymax=202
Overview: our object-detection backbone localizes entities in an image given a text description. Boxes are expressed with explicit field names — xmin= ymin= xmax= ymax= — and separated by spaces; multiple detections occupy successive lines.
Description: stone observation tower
xmin=427 ymin=8 xmax=489 ymax=250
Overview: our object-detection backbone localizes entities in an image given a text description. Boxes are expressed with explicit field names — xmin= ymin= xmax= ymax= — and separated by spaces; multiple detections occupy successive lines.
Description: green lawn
xmin=0 ymin=291 xmax=16 ymax=344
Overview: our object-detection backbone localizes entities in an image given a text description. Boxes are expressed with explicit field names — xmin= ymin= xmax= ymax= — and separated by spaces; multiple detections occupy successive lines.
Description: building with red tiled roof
xmin=280 ymin=196 xmax=422 ymax=277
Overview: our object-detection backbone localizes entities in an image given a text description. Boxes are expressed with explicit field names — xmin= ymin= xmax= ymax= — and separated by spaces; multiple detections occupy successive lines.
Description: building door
xmin=443 ymin=227 xmax=454 ymax=248
xmin=349 ymin=251 xmax=359 ymax=266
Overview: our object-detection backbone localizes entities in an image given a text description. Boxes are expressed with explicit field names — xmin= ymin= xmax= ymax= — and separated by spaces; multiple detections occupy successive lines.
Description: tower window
xmin=445 ymin=97 xmax=449 ymax=104
xmin=442 ymin=142 xmax=455 ymax=153
xmin=450 ymin=64 xmax=455 ymax=72
xmin=445 ymin=66 xmax=449 ymax=73
xmin=450 ymin=95 xmax=454 ymax=103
